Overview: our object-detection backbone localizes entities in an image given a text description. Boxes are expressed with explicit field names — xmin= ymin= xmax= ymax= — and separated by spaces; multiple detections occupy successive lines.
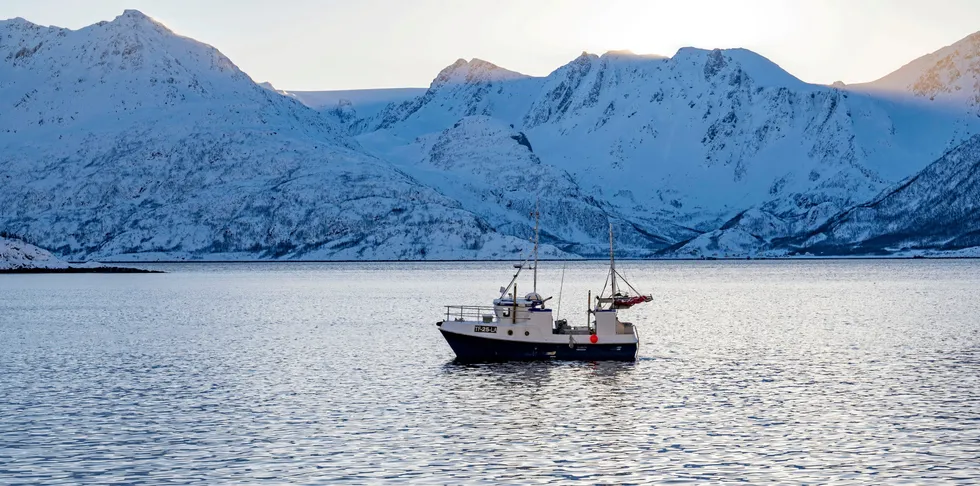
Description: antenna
xmin=609 ymin=222 xmax=618 ymax=296
xmin=532 ymin=199 xmax=540 ymax=294
xmin=556 ymin=260 xmax=566 ymax=319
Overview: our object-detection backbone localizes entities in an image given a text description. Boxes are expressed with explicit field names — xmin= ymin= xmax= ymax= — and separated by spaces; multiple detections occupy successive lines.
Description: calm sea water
xmin=1 ymin=260 xmax=978 ymax=484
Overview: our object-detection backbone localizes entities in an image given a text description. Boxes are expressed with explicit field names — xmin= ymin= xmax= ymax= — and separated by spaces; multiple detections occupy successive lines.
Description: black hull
xmin=440 ymin=329 xmax=637 ymax=362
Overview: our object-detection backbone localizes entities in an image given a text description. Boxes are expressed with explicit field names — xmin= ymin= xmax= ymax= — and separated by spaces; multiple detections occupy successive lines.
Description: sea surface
xmin=1 ymin=260 xmax=979 ymax=484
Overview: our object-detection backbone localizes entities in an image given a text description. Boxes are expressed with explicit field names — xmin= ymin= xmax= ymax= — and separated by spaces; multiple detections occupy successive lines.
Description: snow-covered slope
xmin=779 ymin=134 xmax=980 ymax=255
xmin=0 ymin=236 xmax=70 ymax=270
xmin=0 ymin=11 xmax=546 ymax=260
xmin=374 ymin=115 xmax=696 ymax=256
xmin=857 ymin=31 xmax=980 ymax=110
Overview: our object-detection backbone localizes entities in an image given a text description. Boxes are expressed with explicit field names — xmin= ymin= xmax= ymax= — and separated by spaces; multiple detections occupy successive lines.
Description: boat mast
xmin=609 ymin=222 xmax=618 ymax=296
xmin=533 ymin=200 xmax=540 ymax=295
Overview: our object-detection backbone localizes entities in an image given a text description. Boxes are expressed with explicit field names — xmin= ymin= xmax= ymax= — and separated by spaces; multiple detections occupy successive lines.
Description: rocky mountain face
xmin=0 ymin=11 xmax=548 ymax=260
xmin=779 ymin=134 xmax=980 ymax=255
xmin=2 ymin=11 xmax=979 ymax=260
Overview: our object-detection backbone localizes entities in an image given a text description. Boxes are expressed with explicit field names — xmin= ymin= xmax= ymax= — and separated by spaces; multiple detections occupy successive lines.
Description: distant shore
xmin=0 ymin=266 xmax=164 ymax=274
xmin=90 ymin=255 xmax=979 ymax=264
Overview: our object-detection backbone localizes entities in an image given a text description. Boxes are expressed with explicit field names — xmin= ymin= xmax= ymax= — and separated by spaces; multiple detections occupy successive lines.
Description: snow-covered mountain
xmin=0 ymin=11 xmax=551 ymax=260
xmin=857 ymin=31 xmax=980 ymax=111
xmin=348 ymin=48 xmax=978 ymax=257
xmin=2 ymin=11 xmax=978 ymax=260
xmin=778 ymin=134 xmax=980 ymax=255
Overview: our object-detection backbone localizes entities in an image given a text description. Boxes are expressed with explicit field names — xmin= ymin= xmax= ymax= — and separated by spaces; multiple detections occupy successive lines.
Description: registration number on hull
xmin=473 ymin=325 xmax=497 ymax=333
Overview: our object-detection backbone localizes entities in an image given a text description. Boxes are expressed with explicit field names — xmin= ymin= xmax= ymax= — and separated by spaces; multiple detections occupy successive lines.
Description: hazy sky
xmin=3 ymin=0 xmax=979 ymax=91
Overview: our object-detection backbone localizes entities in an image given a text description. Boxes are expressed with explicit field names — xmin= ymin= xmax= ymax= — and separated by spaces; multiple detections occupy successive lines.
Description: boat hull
xmin=439 ymin=329 xmax=637 ymax=362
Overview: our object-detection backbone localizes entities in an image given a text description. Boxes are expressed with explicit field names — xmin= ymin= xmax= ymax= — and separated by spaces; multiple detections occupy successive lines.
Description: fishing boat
xmin=436 ymin=210 xmax=651 ymax=362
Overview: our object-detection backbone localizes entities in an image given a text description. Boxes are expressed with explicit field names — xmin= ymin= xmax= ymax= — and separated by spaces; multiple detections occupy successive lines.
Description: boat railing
xmin=444 ymin=305 xmax=497 ymax=323
xmin=617 ymin=321 xmax=635 ymax=334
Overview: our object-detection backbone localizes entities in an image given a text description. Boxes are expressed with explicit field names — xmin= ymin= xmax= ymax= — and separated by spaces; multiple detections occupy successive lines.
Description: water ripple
xmin=1 ymin=260 xmax=979 ymax=483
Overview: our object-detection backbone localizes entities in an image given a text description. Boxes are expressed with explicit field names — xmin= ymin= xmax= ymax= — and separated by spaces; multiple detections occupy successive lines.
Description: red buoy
xmin=589 ymin=334 xmax=598 ymax=344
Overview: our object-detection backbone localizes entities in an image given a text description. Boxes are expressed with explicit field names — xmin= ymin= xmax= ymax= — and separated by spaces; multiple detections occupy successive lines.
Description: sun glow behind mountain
xmin=2 ymin=0 xmax=980 ymax=90
xmin=578 ymin=0 xmax=799 ymax=60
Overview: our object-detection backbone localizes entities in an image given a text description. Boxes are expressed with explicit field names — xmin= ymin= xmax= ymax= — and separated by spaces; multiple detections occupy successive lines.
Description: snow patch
xmin=0 ymin=237 xmax=71 ymax=270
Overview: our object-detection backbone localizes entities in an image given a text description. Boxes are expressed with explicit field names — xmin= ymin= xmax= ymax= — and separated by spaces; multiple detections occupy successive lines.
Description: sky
xmin=2 ymin=0 xmax=979 ymax=91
